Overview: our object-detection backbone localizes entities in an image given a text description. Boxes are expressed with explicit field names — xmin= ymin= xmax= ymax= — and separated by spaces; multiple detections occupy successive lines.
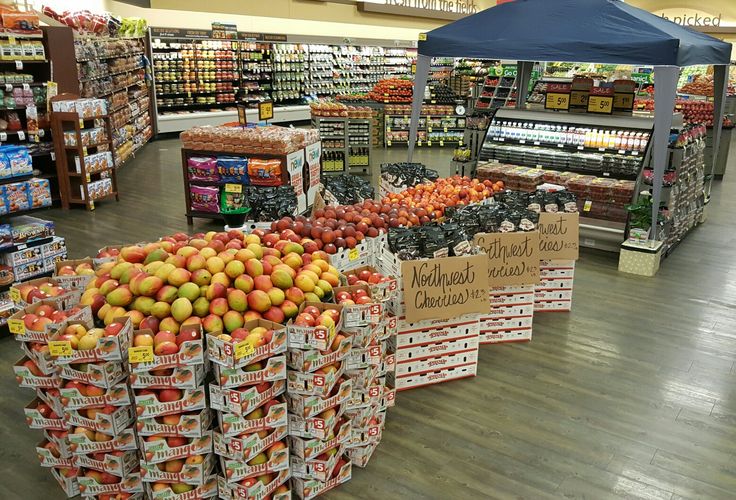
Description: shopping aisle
xmin=1 ymin=138 xmax=735 ymax=499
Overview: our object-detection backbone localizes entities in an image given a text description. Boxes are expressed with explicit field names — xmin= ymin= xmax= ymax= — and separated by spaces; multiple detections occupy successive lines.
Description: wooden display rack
xmin=50 ymin=94 xmax=119 ymax=210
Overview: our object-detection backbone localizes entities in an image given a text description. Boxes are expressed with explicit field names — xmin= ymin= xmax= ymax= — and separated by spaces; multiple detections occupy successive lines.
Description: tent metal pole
xmin=408 ymin=54 xmax=431 ymax=162
xmin=708 ymin=64 xmax=728 ymax=198
xmin=516 ymin=61 xmax=533 ymax=109
xmin=650 ymin=66 xmax=679 ymax=243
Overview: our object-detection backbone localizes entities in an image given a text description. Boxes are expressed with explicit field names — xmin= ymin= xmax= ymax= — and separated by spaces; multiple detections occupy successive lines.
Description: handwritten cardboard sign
xmin=538 ymin=213 xmax=579 ymax=260
xmin=401 ymin=254 xmax=489 ymax=323
xmin=474 ymin=232 xmax=540 ymax=287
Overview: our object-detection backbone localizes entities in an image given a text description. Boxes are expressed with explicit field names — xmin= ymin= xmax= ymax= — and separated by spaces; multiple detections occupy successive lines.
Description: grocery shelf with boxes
xmin=149 ymin=27 xmax=417 ymax=134
xmin=179 ymin=124 xmax=322 ymax=225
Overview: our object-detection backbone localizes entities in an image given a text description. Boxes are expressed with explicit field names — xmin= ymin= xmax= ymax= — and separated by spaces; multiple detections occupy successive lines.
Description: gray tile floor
xmin=1 ymin=137 xmax=735 ymax=499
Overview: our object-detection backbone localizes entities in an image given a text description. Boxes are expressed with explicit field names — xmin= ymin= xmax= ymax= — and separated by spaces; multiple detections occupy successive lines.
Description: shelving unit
xmin=474 ymin=73 xmax=518 ymax=112
xmin=384 ymin=105 xmax=466 ymax=147
xmin=311 ymin=115 xmax=372 ymax=176
xmin=0 ymin=32 xmax=58 ymax=197
xmin=480 ymin=108 xmax=656 ymax=251
xmin=73 ymin=34 xmax=152 ymax=166
xmin=50 ymin=96 xmax=119 ymax=211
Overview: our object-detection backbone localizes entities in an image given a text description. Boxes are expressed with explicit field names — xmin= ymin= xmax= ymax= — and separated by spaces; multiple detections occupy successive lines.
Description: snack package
xmin=247 ymin=158 xmax=282 ymax=186
xmin=27 ymin=178 xmax=51 ymax=208
xmin=3 ymin=146 xmax=32 ymax=176
xmin=4 ymin=181 xmax=29 ymax=213
xmin=217 ymin=156 xmax=249 ymax=184
xmin=190 ymin=185 xmax=219 ymax=213
xmin=0 ymin=151 xmax=10 ymax=179
xmin=0 ymin=186 xmax=7 ymax=215
xmin=187 ymin=156 xmax=218 ymax=182
xmin=220 ymin=184 xmax=248 ymax=214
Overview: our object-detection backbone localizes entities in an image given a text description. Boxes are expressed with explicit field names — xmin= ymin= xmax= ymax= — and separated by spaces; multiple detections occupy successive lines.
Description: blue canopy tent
xmin=409 ymin=0 xmax=732 ymax=243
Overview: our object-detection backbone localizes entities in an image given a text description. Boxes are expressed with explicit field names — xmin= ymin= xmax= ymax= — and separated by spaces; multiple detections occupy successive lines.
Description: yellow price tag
xmin=583 ymin=200 xmax=593 ymax=212
xmin=235 ymin=341 xmax=255 ymax=360
xmin=428 ymin=140 xmax=432 ymax=146
xmin=225 ymin=183 xmax=242 ymax=193
xmin=570 ymin=91 xmax=588 ymax=106
xmin=418 ymin=33 xmax=427 ymax=41
xmin=8 ymin=318 xmax=25 ymax=335
xmin=386 ymin=127 xmax=391 ymax=132
xmin=545 ymin=93 xmax=570 ymax=111
xmin=614 ymin=93 xmax=634 ymax=110
xmin=443 ymin=127 xmax=447 ymax=133
xmin=49 ymin=341 xmax=73 ymax=357
xmin=348 ymin=248 xmax=359 ymax=261
xmin=79 ymin=119 xmax=84 ymax=127
xmin=9 ymin=287 xmax=20 ymax=302
xmin=129 ymin=346 xmax=154 ymax=363
xmin=588 ymin=96 xmax=613 ymax=114
xmin=440 ymin=140 xmax=444 ymax=146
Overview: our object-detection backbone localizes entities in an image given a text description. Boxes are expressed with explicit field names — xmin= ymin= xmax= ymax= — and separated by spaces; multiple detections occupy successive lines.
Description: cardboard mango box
xmin=209 ymin=379 xmax=285 ymax=416
xmin=129 ymin=363 xmax=207 ymax=390
xmin=286 ymin=336 xmax=351 ymax=373
xmin=216 ymin=470 xmax=290 ymax=500
xmin=139 ymin=452 xmax=216 ymax=486
xmin=129 ymin=325 xmax=205 ymax=373
xmin=59 ymin=382 xmax=131 ymax=411
xmin=49 ymin=316 xmax=133 ymax=364
xmin=287 ymin=303 xmax=343 ymax=351
xmin=68 ymin=425 xmax=137 ymax=455
xmin=213 ymin=425 xmax=287 ymax=462
xmin=64 ymin=404 xmax=135 ymax=437
xmin=206 ymin=320 xmax=287 ymax=369
xmin=289 ymin=420 xmax=351 ymax=460
xmin=136 ymin=408 xmax=212 ymax=438
xmin=24 ymin=396 xmax=65 ymax=431
xmin=216 ymin=399 xmax=287 ymax=438
xmin=75 ymin=449 xmax=139 ymax=477
xmin=146 ymin=474 xmax=218 ymax=500
xmin=35 ymin=439 xmax=75 ymax=468
xmin=219 ymin=443 xmax=289 ymax=483
xmin=57 ymin=360 xmax=127 ymax=389
xmin=286 ymin=378 xmax=352 ymax=419
xmin=292 ymin=457 xmax=351 ymax=500
xmin=139 ymin=432 xmax=213 ymax=465
xmin=14 ymin=356 xmax=62 ymax=389
xmin=8 ymin=301 xmax=92 ymax=343
xmin=134 ymin=385 xmax=207 ymax=419
xmin=212 ymin=355 xmax=286 ymax=389
xmin=77 ymin=471 xmax=143 ymax=497
xmin=287 ymin=362 xmax=345 ymax=398
xmin=291 ymin=444 xmax=344 ymax=482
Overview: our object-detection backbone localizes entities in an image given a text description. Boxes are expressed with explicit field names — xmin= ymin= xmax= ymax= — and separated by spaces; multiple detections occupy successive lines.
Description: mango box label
xmin=400 ymin=254 xmax=489 ymax=323
xmin=538 ymin=213 xmax=579 ymax=260
xmin=474 ymin=232 xmax=540 ymax=287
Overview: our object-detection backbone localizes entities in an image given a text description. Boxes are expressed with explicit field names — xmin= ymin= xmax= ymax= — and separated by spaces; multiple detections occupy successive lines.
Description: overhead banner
xmin=538 ymin=213 xmax=579 ymax=260
xmin=401 ymin=254 xmax=489 ymax=322
xmin=473 ymin=232 xmax=540 ymax=287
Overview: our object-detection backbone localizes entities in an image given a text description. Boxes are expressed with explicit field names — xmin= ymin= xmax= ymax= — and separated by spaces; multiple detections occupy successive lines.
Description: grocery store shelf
xmin=0 ymin=59 xmax=47 ymax=64
xmin=77 ymin=51 xmax=145 ymax=62
xmin=156 ymin=105 xmax=311 ymax=134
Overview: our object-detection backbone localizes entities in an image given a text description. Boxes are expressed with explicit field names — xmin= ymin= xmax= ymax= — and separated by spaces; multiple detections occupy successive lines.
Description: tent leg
xmin=408 ymin=54 xmax=431 ymax=162
xmin=516 ymin=61 xmax=533 ymax=109
xmin=708 ymin=64 xmax=728 ymax=198
xmin=650 ymin=66 xmax=679 ymax=243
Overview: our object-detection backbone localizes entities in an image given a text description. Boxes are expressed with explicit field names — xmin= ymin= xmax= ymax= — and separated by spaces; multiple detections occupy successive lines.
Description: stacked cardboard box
xmin=130 ymin=323 xmax=215 ymax=499
xmin=208 ymin=320 xmax=291 ymax=500
xmin=479 ymin=285 xmax=535 ymax=344
xmin=286 ymin=305 xmax=352 ymax=499
xmin=534 ymin=260 xmax=575 ymax=312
